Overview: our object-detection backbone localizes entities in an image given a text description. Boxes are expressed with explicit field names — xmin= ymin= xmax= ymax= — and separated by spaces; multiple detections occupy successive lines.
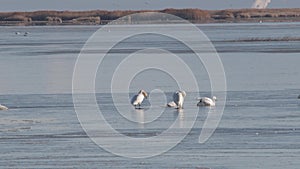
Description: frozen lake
xmin=0 ymin=22 xmax=300 ymax=168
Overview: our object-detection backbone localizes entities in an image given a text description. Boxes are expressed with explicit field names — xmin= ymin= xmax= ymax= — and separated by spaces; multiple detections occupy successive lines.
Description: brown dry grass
xmin=0 ymin=8 xmax=299 ymax=25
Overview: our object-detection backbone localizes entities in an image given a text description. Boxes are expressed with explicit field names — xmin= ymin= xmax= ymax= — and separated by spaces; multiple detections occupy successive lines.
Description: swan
xmin=298 ymin=95 xmax=300 ymax=99
xmin=167 ymin=101 xmax=177 ymax=107
xmin=0 ymin=104 xmax=8 ymax=110
xmin=131 ymin=90 xmax=148 ymax=109
xmin=197 ymin=96 xmax=217 ymax=107
xmin=167 ymin=90 xmax=186 ymax=109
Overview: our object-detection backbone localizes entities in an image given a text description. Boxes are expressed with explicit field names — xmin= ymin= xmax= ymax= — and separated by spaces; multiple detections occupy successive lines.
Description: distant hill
xmin=0 ymin=8 xmax=299 ymax=26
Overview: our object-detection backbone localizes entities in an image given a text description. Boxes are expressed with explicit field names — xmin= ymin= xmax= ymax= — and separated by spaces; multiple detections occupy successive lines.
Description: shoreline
xmin=0 ymin=8 xmax=300 ymax=26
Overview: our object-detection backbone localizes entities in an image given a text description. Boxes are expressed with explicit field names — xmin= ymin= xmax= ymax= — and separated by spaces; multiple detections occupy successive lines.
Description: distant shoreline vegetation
xmin=0 ymin=8 xmax=300 ymax=26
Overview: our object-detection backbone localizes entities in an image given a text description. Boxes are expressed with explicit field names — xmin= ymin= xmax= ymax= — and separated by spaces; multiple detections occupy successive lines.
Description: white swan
xmin=167 ymin=101 xmax=177 ymax=107
xmin=131 ymin=90 xmax=148 ymax=109
xmin=167 ymin=90 xmax=186 ymax=109
xmin=197 ymin=96 xmax=217 ymax=107
xmin=0 ymin=104 xmax=8 ymax=110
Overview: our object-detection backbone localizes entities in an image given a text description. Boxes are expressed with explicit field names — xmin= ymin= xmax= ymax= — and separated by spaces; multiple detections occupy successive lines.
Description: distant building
xmin=252 ymin=0 xmax=271 ymax=9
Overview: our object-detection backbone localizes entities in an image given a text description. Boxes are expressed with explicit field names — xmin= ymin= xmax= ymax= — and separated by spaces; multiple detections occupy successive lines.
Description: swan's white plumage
xmin=131 ymin=90 xmax=148 ymax=109
xmin=167 ymin=101 xmax=177 ymax=107
xmin=0 ymin=104 xmax=8 ymax=110
xmin=168 ymin=90 xmax=186 ymax=109
xmin=197 ymin=96 xmax=217 ymax=107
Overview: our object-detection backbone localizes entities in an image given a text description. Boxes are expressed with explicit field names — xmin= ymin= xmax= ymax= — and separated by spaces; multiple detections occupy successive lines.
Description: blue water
xmin=0 ymin=23 xmax=300 ymax=168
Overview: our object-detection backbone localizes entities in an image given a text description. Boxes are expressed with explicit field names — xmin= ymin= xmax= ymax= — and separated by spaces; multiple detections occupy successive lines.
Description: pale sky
xmin=0 ymin=0 xmax=298 ymax=11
